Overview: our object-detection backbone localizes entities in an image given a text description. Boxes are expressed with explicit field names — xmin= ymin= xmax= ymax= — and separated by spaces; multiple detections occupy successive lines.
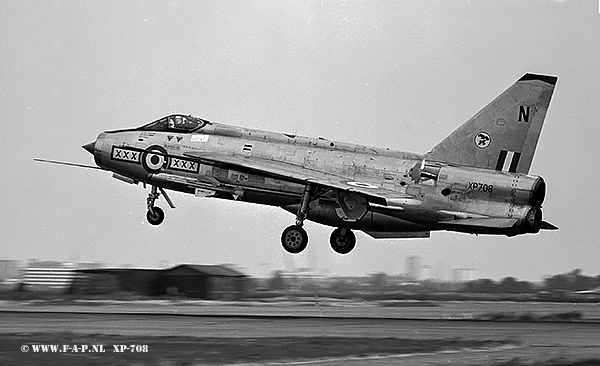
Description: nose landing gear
xmin=281 ymin=184 xmax=315 ymax=254
xmin=145 ymin=185 xmax=175 ymax=226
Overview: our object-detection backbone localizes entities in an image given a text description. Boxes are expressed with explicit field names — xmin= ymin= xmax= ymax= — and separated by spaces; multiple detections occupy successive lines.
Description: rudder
xmin=426 ymin=73 xmax=557 ymax=174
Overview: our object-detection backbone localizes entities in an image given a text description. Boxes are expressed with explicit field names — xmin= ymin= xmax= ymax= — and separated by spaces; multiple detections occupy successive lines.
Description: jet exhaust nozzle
xmin=522 ymin=207 xmax=543 ymax=234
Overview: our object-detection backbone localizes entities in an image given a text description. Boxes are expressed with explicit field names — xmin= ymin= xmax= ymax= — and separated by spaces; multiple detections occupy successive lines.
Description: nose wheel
xmin=145 ymin=185 xmax=175 ymax=226
xmin=146 ymin=206 xmax=165 ymax=225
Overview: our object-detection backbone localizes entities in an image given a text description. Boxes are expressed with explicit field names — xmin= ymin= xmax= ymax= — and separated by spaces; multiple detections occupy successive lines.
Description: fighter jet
xmin=37 ymin=73 xmax=558 ymax=254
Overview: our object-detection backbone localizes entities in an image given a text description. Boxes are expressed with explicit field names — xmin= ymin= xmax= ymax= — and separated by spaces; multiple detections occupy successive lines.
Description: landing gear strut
xmin=145 ymin=185 xmax=175 ymax=226
xmin=281 ymin=184 xmax=315 ymax=254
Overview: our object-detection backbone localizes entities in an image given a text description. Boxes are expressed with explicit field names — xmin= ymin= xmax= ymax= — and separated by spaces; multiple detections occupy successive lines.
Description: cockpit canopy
xmin=138 ymin=115 xmax=209 ymax=133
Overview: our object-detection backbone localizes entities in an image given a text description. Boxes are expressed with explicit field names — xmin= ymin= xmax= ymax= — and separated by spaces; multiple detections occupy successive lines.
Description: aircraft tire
xmin=146 ymin=206 xmax=165 ymax=226
xmin=281 ymin=225 xmax=308 ymax=254
xmin=330 ymin=228 xmax=356 ymax=254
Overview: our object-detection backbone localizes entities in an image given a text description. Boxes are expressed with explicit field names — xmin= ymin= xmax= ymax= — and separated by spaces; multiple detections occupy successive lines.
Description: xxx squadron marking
xmin=111 ymin=146 xmax=140 ymax=164
xmin=112 ymin=145 xmax=197 ymax=174
xmin=169 ymin=158 xmax=199 ymax=173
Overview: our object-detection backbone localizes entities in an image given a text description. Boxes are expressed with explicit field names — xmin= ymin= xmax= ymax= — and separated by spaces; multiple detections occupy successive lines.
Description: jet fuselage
xmin=72 ymin=73 xmax=558 ymax=254
xmin=87 ymin=117 xmax=545 ymax=238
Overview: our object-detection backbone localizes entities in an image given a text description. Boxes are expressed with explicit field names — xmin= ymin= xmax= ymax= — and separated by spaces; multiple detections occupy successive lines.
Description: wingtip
xmin=519 ymin=73 xmax=558 ymax=86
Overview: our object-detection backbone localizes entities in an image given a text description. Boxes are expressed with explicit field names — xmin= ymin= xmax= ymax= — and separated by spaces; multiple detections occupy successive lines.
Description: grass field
xmin=2 ymin=332 xmax=516 ymax=365
xmin=4 ymin=333 xmax=600 ymax=365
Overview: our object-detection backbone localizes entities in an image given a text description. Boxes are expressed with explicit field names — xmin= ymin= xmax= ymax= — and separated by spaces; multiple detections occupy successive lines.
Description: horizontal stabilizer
xmin=439 ymin=218 xmax=518 ymax=229
xmin=363 ymin=231 xmax=430 ymax=239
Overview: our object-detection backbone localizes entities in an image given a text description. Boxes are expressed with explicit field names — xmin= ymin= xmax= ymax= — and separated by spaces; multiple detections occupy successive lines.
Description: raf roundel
xmin=141 ymin=146 xmax=169 ymax=173
xmin=474 ymin=132 xmax=491 ymax=149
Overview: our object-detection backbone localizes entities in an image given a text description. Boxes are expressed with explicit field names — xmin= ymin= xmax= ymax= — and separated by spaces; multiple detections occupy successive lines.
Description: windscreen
xmin=138 ymin=115 xmax=208 ymax=132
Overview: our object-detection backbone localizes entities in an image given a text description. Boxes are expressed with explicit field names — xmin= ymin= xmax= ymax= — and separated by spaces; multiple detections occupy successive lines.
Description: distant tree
xmin=244 ymin=277 xmax=259 ymax=295
xmin=544 ymin=273 xmax=570 ymax=290
xmin=518 ymin=280 xmax=535 ymax=293
xmin=462 ymin=278 xmax=496 ymax=293
xmin=498 ymin=277 xmax=518 ymax=293
xmin=569 ymin=269 xmax=596 ymax=291
xmin=369 ymin=272 xmax=388 ymax=290
xmin=544 ymin=269 xmax=597 ymax=291
xmin=298 ymin=281 xmax=316 ymax=292
xmin=328 ymin=278 xmax=352 ymax=293
xmin=267 ymin=270 xmax=287 ymax=291
xmin=498 ymin=277 xmax=534 ymax=293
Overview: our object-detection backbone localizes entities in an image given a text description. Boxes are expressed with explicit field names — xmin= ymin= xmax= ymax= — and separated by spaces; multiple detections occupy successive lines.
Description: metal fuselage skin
xmin=89 ymin=120 xmax=545 ymax=237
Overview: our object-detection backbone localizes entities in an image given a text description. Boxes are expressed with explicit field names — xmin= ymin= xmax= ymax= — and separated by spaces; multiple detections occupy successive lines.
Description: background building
xmin=71 ymin=264 xmax=247 ymax=299
xmin=22 ymin=260 xmax=76 ymax=292
xmin=0 ymin=260 xmax=20 ymax=282
xmin=405 ymin=256 xmax=421 ymax=281
xmin=72 ymin=268 xmax=159 ymax=296
xmin=452 ymin=268 xmax=479 ymax=283
xmin=156 ymin=264 xmax=246 ymax=300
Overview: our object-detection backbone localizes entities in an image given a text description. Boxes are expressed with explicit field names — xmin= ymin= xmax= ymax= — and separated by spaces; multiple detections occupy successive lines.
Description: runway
xmin=2 ymin=298 xmax=600 ymax=320
xmin=1 ymin=311 xmax=599 ymax=344
xmin=1 ymin=301 xmax=599 ymax=365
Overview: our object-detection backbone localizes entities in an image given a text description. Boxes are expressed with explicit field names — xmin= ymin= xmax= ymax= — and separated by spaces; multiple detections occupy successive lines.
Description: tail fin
xmin=426 ymin=73 xmax=557 ymax=174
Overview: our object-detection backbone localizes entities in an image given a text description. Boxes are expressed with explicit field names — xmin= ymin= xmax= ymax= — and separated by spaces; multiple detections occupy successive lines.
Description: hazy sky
xmin=2 ymin=0 xmax=599 ymax=280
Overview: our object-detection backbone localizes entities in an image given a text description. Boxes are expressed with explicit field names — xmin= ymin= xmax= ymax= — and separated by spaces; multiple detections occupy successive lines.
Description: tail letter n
xmin=518 ymin=106 xmax=530 ymax=123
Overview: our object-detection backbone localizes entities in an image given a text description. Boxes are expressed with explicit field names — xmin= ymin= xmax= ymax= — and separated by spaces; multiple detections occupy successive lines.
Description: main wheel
xmin=281 ymin=225 xmax=308 ymax=254
xmin=330 ymin=228 xmax=356 ymax=254
xmin=146 ymin=206 xmax=165 ymax=226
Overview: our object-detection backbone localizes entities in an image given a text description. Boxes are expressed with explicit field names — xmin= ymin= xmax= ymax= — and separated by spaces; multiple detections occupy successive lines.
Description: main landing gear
xmin=145 ymin=185 xmax=175 ymax=226
xmin=330 ymin=227 xmax=356 ymax=254
xmin=280 ymin=184 xmax=357 ymax=255
xmin=281 ymin=225 xmax=309 ymax=254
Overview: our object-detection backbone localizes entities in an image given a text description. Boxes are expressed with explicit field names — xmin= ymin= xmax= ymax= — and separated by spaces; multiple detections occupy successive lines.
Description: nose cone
xmin=82 ymin=141 xmax=95 ymax=155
